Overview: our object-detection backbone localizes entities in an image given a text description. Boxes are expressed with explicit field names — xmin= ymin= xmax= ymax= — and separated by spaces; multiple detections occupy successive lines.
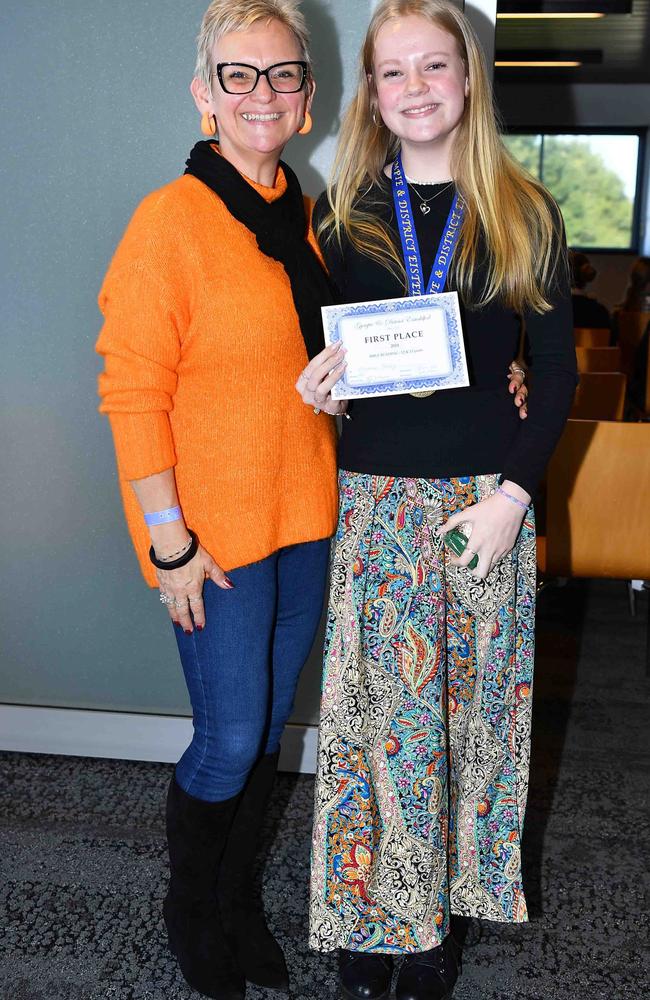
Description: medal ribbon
xmin=392 ymin=153 xmax=464 ymax=297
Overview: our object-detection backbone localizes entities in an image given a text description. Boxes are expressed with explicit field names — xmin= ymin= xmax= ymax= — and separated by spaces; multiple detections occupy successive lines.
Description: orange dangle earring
xmin=200 ymin=112 xmax=218 ymax=137
xmin=298 ymin=112 xmax=313 ymax=136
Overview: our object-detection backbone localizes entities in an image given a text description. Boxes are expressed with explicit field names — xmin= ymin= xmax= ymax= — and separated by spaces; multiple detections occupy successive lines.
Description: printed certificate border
xmin=321 ymin=291 xmax=469 ymax=400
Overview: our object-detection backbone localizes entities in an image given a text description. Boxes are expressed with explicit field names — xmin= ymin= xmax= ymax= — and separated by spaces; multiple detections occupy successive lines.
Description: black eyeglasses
xmin=214 ymin=61 xmax=308 ymax=94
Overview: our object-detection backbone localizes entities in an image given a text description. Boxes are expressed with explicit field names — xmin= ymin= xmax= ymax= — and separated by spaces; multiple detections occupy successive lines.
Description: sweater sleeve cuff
xmin=108 ymin=411 xmax=177 ymax=481
xmin=499 ymin=467 xmax=538 ymax=501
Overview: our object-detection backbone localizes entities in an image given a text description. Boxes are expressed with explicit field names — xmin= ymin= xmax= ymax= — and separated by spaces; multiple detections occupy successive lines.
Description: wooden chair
xmin=617 ymin=311 xmax=650 ymax=377
xmin=575 ymin=346 xmax=622 ymax=373
xmin=537 ymin=419 xmax=650 ymax=670
xmin=569 ymin=372 xmax=626 ymax=420
xmin=574 ymin=327 xmax=610 ymax=348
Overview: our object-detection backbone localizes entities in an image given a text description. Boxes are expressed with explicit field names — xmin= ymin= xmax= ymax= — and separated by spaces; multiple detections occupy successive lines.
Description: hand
xmin=508 ymin=362 xmax=528 ymax=420
xmin=438 ymin=482 xmax=530 ymax=581
xmin=296 ymin=342 xmax=348 ymax=417
xmin=157 ymin=544 xmax=233 ymax=633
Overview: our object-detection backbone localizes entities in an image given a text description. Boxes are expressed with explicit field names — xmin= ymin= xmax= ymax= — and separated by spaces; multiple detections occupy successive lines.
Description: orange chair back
xmin=574 ymin=327 xmax=610 ymax=348
xmin=570 ymin=372 xmax=626 ymax=421
xmin=575 ymin=346 xmax=622 ymax=373
xmin=543 ymin=420 xmax=650 ymax=579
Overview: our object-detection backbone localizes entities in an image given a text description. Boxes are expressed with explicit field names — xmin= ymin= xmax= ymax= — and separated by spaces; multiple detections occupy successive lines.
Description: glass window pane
xmin=540 ymin=134 xmax=638 ymax=250
xmin=503 ymin=133 xmax=542 ymax=178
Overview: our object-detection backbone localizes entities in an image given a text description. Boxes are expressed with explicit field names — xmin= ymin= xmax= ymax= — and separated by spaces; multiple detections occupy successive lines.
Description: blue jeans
xmin=173 ymin=539 xmax=330 ymax=802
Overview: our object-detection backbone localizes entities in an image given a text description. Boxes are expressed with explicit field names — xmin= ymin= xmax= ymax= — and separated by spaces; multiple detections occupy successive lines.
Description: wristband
xmin=149 ymin=529 xmax=198 ymax=570
xmin=496 ymin=486 xmax=528 ymax=511
xmin=144 ymin=505 xmax=182 ymax=527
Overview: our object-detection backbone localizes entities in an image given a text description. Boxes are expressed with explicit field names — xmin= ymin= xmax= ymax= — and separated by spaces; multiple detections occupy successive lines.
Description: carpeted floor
xmin=1 ymin=579 xmax=649 ymax=1000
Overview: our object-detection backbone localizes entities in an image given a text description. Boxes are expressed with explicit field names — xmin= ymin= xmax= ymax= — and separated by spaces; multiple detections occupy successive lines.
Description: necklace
xmin=404 ymin=173 xmax=453 ymax=185
xmin=405 ymin=179 xmax=453 ymax=215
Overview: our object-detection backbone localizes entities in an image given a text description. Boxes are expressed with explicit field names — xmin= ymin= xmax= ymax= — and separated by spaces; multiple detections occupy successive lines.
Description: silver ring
xmin=173 ymin=597 xmax=189 ymax=608
xmin=509 ymin=366 xmax=526 ymax=378
xmin=188 ymin=596 xmax=201 ymax=605
xmin=313 ymin=407 xmax=321 ymax=415
xmin=159 ymin=592 xmax=174 ymax=606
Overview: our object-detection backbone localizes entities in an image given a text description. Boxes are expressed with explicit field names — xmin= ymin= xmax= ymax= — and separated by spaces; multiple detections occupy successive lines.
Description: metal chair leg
xmin=645 ymin=583 xmax=650 ymax=677
xmin=628 ymin=580 xmax=636 ymax=617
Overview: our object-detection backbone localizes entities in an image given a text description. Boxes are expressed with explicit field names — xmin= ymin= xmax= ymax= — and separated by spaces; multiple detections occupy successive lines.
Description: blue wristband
xmin=144 ymin=505 xmax=182 ymax=526
xmin=496 ymin=487 xmax=528 ymax=511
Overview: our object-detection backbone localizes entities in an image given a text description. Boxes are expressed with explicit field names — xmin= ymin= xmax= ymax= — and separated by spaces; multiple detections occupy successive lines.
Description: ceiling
xmin=494 ymin=0 xmax=650 ymax=83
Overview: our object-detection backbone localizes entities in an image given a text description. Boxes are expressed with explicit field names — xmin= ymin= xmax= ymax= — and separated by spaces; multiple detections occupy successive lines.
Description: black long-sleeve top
xmin=315 ymin=179 xmax=578 ymax=498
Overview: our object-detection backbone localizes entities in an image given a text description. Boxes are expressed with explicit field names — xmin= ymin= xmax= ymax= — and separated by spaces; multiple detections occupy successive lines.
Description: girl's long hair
xmin=320 ymin=0 xmax=564 ymax=313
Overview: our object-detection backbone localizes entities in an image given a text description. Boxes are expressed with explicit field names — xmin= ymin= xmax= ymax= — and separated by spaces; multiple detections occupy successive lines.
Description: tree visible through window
xmin=503 ymin=132 xmax=641 ymax=251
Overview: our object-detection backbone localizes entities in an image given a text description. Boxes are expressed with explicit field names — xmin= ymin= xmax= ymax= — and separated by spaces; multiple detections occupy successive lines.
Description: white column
xmin=463 ymin=0 xmax=497 ymax=80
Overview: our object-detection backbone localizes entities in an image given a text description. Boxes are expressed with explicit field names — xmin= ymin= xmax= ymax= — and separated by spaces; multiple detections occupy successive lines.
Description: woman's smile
xmin=401 ymin=102 xmax=441 ymax=117
xmin=241 ymin=111 xmax=283 ymax=122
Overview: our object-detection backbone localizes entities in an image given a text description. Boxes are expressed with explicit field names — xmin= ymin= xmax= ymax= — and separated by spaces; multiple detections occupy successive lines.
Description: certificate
xmin=321 ymin=291 xmax=469 ymax=400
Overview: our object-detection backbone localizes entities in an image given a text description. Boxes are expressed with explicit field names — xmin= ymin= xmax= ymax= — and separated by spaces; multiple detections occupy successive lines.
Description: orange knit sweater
xmin=96 ymin=167 xmax=338 ymax=587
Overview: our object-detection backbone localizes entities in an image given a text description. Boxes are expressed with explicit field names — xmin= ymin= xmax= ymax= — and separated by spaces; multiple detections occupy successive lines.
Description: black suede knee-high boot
xmin=163 ymin=776 xmax=246 ymax=1000
xmin=217 ymin=750 xmax=290 ymax=992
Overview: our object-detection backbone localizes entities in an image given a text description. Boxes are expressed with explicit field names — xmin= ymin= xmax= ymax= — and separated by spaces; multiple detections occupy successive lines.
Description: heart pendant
xmin=420 ymin=204 xmax=431 ymax=215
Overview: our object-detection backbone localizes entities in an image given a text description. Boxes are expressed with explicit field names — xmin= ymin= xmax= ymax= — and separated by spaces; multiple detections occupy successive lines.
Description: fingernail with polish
xmin=184 ymin=629 xmax=192 ymax=635
xmin=224 ymin=577 xmax=235 ymax=588
xmin=196 ymin=624 xmax=204 ymax=632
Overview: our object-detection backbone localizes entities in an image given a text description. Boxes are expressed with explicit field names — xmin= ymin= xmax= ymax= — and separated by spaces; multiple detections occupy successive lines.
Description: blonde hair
xmin=195 ymin=0 xmax=312 ymax=87
xmin=320 ymin=0 xmax=564 ymax=313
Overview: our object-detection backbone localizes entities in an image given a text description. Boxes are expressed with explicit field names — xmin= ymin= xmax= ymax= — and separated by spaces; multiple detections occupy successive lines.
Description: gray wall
xmin=0 ymin=0 xmax=371 ymax=720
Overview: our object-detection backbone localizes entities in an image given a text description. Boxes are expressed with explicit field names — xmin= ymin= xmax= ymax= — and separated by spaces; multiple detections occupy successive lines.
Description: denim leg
xmin=173 ymin=555 xmax=278 ymax=802
xmin=264 ymin=539 xmax=331 ymax=755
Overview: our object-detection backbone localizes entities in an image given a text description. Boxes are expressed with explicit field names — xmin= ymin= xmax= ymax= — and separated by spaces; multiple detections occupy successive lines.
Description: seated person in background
xmin=569 ymin=250 xmax=611 ymax=330
xmin=627 ymin=319 xmax=649 ymax=414
xmin=619 ymin=256 xmax=650 ymax=312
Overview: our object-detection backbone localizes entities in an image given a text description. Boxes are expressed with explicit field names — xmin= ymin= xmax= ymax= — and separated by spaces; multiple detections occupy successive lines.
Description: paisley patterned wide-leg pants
xmin=309 ymin=471 xmax=536 ymax=955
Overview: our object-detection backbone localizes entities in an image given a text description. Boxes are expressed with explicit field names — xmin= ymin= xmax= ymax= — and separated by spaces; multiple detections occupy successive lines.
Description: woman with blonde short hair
xmin=96 ymin=2 xmax=347 ymax=997
xmin=297 ymin=3 xmax=577 ymax=998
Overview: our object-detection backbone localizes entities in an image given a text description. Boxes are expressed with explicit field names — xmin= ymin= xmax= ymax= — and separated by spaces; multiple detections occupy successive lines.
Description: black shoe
xmin=339 ymin=949 xmax=394 ymax=1000
xmin=217 ymin=751 xmax=290 ymax=993
xmin=395 ymin=935 xmax=460 ymax=1000
xmin=163 ymin=776 xmax=245 ymax=1000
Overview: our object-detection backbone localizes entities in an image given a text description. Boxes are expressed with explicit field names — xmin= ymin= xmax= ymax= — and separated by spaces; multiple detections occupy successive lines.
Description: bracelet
xmin=149 ymin=529 xmax=198 ymax=570
xmin=496 ymin=486 xmax=528 ymax=511
xmin=156 ymin=536 xmax=193 ymax=563
xmin=144 ymin=505 xmax=182 ymax=527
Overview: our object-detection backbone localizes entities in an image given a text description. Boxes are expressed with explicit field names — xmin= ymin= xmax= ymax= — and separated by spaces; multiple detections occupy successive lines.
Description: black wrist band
xmin=149 ymin=529 xmax=199 ymax=570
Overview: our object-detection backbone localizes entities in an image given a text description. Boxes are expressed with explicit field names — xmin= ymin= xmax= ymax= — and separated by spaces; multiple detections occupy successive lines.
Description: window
xmin=503 ymin=131 xmax=643 ymax=251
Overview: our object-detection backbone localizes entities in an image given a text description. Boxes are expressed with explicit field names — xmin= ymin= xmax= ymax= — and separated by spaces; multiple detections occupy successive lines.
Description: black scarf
xmin=184 ymin=141 xmax=334 ymax=360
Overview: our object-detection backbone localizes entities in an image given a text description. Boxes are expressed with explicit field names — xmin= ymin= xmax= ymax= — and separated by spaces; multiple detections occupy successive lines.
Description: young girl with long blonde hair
xmin=296 ymin=3 xmax=577 ymax=998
